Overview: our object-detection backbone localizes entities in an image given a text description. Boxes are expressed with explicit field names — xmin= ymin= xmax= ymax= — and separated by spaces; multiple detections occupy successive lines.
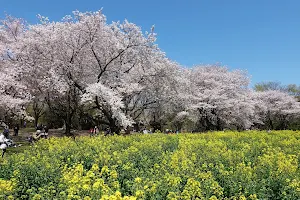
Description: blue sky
xmin=1 ymin=0 xmax=300 ymax=86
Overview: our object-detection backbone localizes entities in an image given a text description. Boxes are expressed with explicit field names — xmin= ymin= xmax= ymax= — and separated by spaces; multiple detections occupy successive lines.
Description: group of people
xmin=165 ymin=129 xmax=180 ymax=134
xmin=89 ymin=127 xmax=113 ymax=136
xmin=0 ymin=123 xmax=51 ymax=157
xmin=89 ymin=126 xmax=99 ymax=136
xmin=89 ymin=126 xmax=114 ymax=136
xmin=141 ymin=128 xmax=180 ymax=134
xmin=27 ymin=124 xmax=49 ymax=143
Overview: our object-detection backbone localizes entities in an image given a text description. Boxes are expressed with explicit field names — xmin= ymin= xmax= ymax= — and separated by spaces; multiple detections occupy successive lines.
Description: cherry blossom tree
xmin=177 ymin=65 xmax=260 ymax=131
xmin=254 ymin=90 xmax=300 ymax=130
xmin=2 ymin=10 xmax=178 ymax=134
xmin=0 ymin=15 xmax=31 ymax=124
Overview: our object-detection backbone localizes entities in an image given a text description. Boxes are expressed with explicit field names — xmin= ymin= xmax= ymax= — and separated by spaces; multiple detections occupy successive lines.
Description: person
xmin=94 ymin=126 xmax=98 ymax=135
xmin=143 ymin=129 xmax=148 ymax=134
xmin=44 ymin=125 xmax=49 ymax=139
xmin=0 ymin=129 xmax=13 ymax=158
xmin=14 ymin=125 xmax=19 ymax=136
xmin=0 ymin=131 xmax=8 ymax=158
xmin=28 ymin=131 xmax=42 ymax=143
xmin=36 ymin=124 xmax=41 ymax=131
xmin=104 ymin=127 xmax=111 ymax=136
xmin=23 ymin=121 xmax=27 ymax=128
xmin=89 ymin=127 xmax=94 ymax=137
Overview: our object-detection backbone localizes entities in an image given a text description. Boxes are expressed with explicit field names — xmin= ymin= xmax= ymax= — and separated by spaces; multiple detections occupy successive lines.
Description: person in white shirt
xmin=0 ymin=130 xmax=9 ymax=158
xmin=0 ymin=129 xmax=15 ymax=158
xmin=143 ymin=129 xmax=148 ymax=134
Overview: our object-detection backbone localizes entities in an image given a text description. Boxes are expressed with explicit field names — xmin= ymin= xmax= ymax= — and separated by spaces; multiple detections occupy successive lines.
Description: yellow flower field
xmin=1 ymin=131 xmax=300 ymax=199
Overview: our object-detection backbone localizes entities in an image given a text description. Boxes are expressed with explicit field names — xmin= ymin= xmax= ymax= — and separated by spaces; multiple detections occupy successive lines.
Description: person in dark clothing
xmin=14 ymin=125 xmax=19 ymax=136
xmin=44 ymin=125 xmax=49 ymax=139
xmin=104 ymin=128 xmax=111 ymax=136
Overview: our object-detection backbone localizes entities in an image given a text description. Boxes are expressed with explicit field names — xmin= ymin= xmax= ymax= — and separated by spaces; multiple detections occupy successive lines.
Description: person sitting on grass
xmin=104 ymin=127 xmax=111 ymax=136
xmin=27 ymin=130 xmax=42 ymax=143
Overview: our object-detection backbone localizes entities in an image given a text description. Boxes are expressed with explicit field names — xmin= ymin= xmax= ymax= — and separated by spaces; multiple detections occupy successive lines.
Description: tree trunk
xmin=33 ymin=100 xmax=44 ymax=128
xmin=65 ymin=90 xmax=73 ymax=136
xmin=216 ymin=116 xmax=223 ymax=131
xmin=65 ymin=115 xmax=76 ymax=139
xmin=268 ymin=111 xmax=274 ymax=130
xmin=95 ymin=97 xmax=122 ymax=135
xmin=65 ymin=119 xmax=72 ymax=136
xmin=110 ymin=123 xmax=121 ymax=135
xmin=34 ymin=116 xmax=40 ymax=128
